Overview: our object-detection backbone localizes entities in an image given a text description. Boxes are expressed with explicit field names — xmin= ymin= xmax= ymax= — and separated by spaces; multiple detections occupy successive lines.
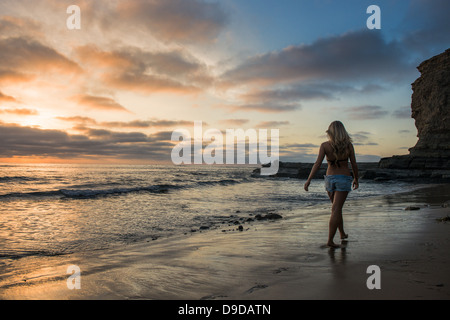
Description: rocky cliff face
xmin=409 ymin=48 xmax=450 ymax=158
xmin=378 ymin=48 xmax=450 ymax=179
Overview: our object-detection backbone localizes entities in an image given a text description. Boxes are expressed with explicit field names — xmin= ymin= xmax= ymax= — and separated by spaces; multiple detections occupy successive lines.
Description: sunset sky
xmin=0 ymin=0 xmax=449 ymax=164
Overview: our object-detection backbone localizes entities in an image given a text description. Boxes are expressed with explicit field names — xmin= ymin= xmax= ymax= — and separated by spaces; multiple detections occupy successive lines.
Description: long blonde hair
xmin=326 ymin=121 xmax=352 ymax=165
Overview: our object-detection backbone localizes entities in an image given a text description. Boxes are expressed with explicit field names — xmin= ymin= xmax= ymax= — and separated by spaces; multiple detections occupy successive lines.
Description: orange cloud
xmin=216 ymin=103 xmax=299 ymax=113
xmin=0 ymin=108 xmax=38 ymax=115
xmin=0 ymin=16 xmax=44 ymax=40
xmin=105 ymin=72 xmax=201 ymax=95
xmin=57 ymin=116 xmax=196 ymax=129
xmin=76 ymin=45 xmax=209 ymax=95
xmin=116 ymin=0 xmax=228 ymax=44
xmin=0 ymin=37 xmax=81 ymax=76
xmin=72 ymin=95 xmax=131 ymax=113
xmin=76 ymin=45 xmax=133 ymax=70
xmin=0 ymin=91 xmax=17 ymax=103
xmin=0 ymin=69 xmax=34 ymax=84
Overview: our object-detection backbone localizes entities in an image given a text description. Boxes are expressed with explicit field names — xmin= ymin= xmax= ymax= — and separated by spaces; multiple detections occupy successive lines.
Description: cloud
xmin=350 ymin=131 xmax=378 ymax=146
xmin=278 ymin=143 xmax=320 ymax=162
xmin=0 ymin=37 xmax=81 ymax=82
xmin=0 ymin=108 xmax=38 ymax=115
xmin=218 ymin=119 xmax=250 ymax=126
xmin=0 ymin=68 xmax=32 ymax=84
xmin=0 ymin=16 xmax=43 ymax=40
xmin=57 ymin=116 xmax=196 ymax=129
xmin=242 ymin=86 xmax=332 ymax=104
xmin=392 ymin=106 xmax=411 ymax=119
xmin=283 ymin=143 xmax=319 ymax=149
xmin=72 ymin=95 xmax=131 ymax=113
xmin=116 ymin=0 xmax=228 ymax=44
xmin=0 ymin=122 xmax=175 ymax=162
xmin=216 ymin=30 xmax=409 ymax=115
xmin=243 ymin=83 xmax=386 ymax=104
xmin=76 ymin=45 xmax=211 ymax=95
xmin=56 ymin=116 xmax=98 ymax=125
xmin=257 ymin=121 xmax=290 ymax=127
xmin=344 ymin=106 xmax=389 ymax=120
xmin=221 ymin=30 xmax=412 ymax=87
xmin=106 ymin=72 xmax=201 ymax=95
xmin=0 ymin=91 xmax=17 ymax=103
xmin=400 ymin=0 xmax=450 ymax=58
xmin=218 ymin=103 xmax=300 ymax=113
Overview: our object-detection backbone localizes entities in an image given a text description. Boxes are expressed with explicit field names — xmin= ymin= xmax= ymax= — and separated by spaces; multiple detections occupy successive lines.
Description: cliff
xmin=378 ymin=48 xmax=450 ymax=178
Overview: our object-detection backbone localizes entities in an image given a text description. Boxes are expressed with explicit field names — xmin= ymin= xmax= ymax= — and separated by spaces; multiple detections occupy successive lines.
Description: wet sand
xmin=1 ymin=184 xmax=449 ymax=300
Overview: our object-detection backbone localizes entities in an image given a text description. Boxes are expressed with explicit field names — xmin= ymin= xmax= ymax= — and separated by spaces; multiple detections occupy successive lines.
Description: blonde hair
xmin=326 ymin=121 xmax=352 ymax=165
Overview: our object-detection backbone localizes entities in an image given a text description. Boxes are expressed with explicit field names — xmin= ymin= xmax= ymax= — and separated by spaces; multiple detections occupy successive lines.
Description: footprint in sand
xmin=200 ymin=294 xmax=228 ymax=300
xmin=244 ymin=284 xmax=268 ymax=294
xmin=272 ymin=267 xmax=289 ymax=274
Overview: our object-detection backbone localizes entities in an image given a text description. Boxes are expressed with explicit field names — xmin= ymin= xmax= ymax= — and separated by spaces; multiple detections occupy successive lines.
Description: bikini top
xmin=326 ymin=158 xmax=348 ymax=168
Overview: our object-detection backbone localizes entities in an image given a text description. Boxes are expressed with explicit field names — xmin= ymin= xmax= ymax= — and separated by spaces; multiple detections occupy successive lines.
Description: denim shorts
xmin=324 ymin=175 xmax=352 ymax=192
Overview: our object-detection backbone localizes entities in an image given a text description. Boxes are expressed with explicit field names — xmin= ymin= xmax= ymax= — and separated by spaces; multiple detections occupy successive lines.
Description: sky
xmin=0 ymin=0 xmax=449 ymax=164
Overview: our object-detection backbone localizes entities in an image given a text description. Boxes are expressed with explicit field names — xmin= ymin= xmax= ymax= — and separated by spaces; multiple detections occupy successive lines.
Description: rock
xmin=404 ymin=206 xmax=421 ymax=211
xmin=378 ymin=49 xmax=450 ymax=180
xmin=199 ymin=225 xmax=210 ymax=230
xmin=436 ymin=215 xmax=450 ymax=222
xmin=252 ymin=161 xmax=372 ymax=179
xmin=255 ymin=213 xmax=282 ymax=220
xmin=409 ymin=49 xmax=450 ymax=158
xmin=238 ymin=225 xmax=244 ymax=231
xmin=266 ymin=213 xmax=282 ymax=220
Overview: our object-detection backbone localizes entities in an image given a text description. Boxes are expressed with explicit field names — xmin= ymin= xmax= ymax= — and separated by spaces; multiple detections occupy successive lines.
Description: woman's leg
xmin=327 ymin=191 xmax=347 ymax=240
xmin=328 ymin=191 xmax=349 ymax=247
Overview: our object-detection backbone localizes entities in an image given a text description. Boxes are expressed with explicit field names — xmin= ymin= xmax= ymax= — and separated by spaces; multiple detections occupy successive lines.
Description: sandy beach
xmin=1 ymin=184 xmax=449 ymax=301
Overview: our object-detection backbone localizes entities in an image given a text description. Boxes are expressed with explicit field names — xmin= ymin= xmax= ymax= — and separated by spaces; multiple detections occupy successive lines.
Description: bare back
xmin=321 ymin=141 xmax=356 ymax=176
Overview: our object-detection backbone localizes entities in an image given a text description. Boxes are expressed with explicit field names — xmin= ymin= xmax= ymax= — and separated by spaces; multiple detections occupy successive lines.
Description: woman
xmin=304 ymin=121 xmax=359 ymax=248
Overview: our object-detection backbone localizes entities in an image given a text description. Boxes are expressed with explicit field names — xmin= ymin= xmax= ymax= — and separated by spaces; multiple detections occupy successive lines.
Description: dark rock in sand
xmin=436 ymin=215 xmax=450 ymax=223
xmin=255 ymin=213 xmax=282 ymax=220
xmin=404 ymin=206 xmax=421 ymax=211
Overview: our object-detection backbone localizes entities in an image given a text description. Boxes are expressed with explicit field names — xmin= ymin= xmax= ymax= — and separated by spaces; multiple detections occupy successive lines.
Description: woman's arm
xmin=349 ymin=144 xmax=359 ymax=190
xmin=304 ymin=143 xmax=325 ymax=191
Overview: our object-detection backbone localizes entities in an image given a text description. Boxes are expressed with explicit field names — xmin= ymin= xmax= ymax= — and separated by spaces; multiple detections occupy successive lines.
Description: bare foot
xmin=327 ymin=242 xmax=341 ymax=249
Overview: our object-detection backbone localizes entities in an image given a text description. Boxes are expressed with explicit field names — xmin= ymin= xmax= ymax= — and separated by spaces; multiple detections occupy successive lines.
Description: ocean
xmin=0 ymin=163 xmax=421 ymax=262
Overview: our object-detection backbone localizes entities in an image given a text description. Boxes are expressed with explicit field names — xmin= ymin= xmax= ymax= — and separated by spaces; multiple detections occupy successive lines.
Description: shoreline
xmin=1 ymin=184 xmax=449 ymax=300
